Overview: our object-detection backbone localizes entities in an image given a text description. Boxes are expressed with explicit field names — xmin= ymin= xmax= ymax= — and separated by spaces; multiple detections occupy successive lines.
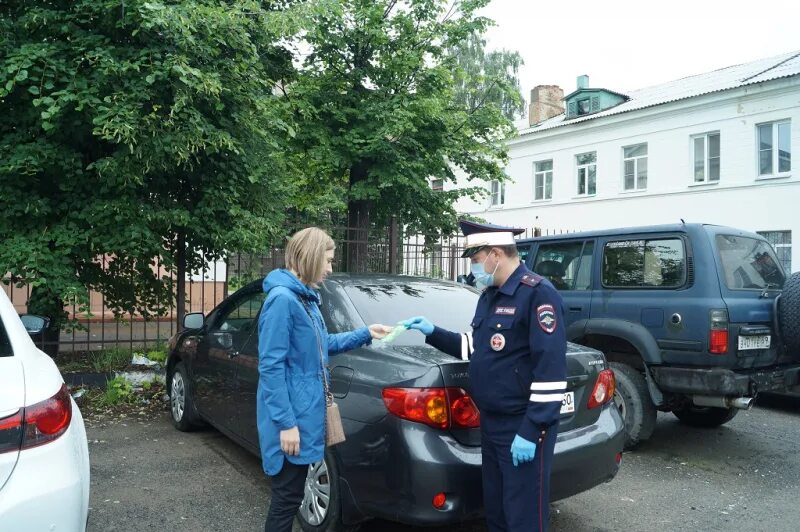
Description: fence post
xmin=389 ymin=216 xmax=398 ymax=274
xmin=449 ymin=244 xmax=457 ymax=281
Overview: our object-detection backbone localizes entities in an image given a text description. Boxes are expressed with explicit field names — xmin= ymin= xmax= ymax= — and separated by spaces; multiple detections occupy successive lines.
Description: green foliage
xmin=0 ymin=1 xmax=302 ymax=323
xmin=102 ymin=376 xmax=134 ymax=405
xmin=283 ymin=0 xmax=517 ymax=242
xmin=450 ymin=31 xmax=525 ymax=121
xmin=144 ymin=349 xmax=167 ymax=364
xmin=89 ymin=347 xmax=133 ymax=373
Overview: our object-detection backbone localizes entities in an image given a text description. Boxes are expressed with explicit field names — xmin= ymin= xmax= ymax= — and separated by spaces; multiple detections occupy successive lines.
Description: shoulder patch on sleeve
xmin=520 ymin=273 xmax=543 ymax=287
xmin=536 ymin=304 xmax=557 ymax=334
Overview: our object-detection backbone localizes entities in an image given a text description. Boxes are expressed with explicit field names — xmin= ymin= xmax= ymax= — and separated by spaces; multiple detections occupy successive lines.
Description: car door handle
xmin=228 ymin=351 xmax=240 ymax=359
xmin=569 ymin=306 xmax=583 ymax=312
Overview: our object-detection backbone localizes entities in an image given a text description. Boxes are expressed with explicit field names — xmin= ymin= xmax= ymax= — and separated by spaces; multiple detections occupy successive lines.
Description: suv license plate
xmin=738 ymin=335 xmax=771 ymax=350
xmin=560 ymin=391 xmax=575 ymax=415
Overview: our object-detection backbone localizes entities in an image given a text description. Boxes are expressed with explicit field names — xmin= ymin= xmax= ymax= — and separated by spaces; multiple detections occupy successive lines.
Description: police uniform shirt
xmin=426 ymin=262 xmax=568 ymax=442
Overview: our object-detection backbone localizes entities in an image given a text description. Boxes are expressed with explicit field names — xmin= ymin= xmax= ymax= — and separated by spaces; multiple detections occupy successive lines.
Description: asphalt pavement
xmin=86 ymin=395 xmax=800 ymax=532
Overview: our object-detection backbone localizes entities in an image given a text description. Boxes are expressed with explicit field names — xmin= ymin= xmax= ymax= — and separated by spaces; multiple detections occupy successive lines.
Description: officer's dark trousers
xmin=264 ymin=461 xmax=308 ymax=532
xmin=481 ymin=413 xmax=558 ymax=532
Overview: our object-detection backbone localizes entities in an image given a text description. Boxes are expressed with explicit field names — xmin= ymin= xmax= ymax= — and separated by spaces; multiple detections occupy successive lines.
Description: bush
xmin=102 ymin=377 xmax=134 ymax=406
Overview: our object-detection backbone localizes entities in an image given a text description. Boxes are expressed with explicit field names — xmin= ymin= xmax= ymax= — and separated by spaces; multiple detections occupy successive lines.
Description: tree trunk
xmin=176 ymin=232 xmax=187 ymax=331
xmin=346 ymin=163 xmax=372 ymax=273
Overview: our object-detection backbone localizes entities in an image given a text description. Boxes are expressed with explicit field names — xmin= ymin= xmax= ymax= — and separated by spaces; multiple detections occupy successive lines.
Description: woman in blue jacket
xmin=258 ymin=227 xmax=392 ymax=532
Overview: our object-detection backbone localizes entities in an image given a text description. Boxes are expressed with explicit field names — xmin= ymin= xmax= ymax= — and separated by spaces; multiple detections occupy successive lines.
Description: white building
xmin=451 ymin=51 xmax=800 ymax=273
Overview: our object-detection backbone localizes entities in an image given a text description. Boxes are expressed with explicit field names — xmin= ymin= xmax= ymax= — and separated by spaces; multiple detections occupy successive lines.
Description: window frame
xmin=756 ymin=119 xmax=791 ymax=178
xmin=489 ymin=180 xmax=505 ymax=207
xmin=622 ymin=143 xmax=648 ymax=191
xmin=533 ymin=160 xmax=553 ymax=201
xmin=431 ymin=178 xmax=444 ymax=192
xmin=533 ymin=240 xmax=595 ymax=291
xmin=600 ymin=235 xmax=688 ymax=290
xmin=691 ymin=131 xmax=721 ymax=184
xmin=576 ymin=151 xmax=597 ymax=197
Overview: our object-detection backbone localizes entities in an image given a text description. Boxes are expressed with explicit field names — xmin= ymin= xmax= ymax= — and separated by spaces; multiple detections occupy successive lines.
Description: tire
xmin=297 ymin=451 xmax=359 ymax=532
xmin=672 ymin=405 xmax=738 ymax=427
xmin=169 ymin=361 xmax=202 ymax=431
xmin=610 ymin=362 xmax=657 ymax=450
xmin=778 ymin=272 xmax=800 ymax=353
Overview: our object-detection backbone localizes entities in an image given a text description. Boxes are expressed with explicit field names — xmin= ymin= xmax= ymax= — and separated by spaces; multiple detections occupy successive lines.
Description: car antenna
xmin=680 ymin=218 xmax=685 ymax=224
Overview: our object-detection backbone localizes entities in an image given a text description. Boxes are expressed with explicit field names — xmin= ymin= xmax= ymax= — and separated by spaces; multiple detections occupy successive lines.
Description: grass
xmin=57 ymin=341 xmax=169 ymax=374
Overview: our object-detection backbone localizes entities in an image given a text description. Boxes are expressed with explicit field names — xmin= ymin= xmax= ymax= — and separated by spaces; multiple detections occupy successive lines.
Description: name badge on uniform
xmin=490 ymin=333 xmax=506 ymax=351
xmin=494 ymin=306 xmax=516 ymax=316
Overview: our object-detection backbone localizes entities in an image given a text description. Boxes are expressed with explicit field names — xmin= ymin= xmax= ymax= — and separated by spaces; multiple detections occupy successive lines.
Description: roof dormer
xmin=564 ymin=75 xmax=629 ymax=119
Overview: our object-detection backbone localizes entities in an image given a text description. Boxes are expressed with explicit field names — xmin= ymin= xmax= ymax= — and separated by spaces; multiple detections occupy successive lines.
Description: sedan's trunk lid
xmin=389 ymin=342 xmax=609 ymax=446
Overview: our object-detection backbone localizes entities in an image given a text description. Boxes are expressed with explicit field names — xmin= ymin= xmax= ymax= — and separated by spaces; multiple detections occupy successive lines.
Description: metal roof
xmin=521 ymin=50 xmax=800 ymax=135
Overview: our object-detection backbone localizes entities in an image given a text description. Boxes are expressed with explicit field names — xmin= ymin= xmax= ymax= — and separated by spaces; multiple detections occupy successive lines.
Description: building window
xmin=758 ymin=120 xmax=791 ymax=177
xmin=758 ymin=231 xmax=792 ymax=273
xmin=534 ymin=160 xmax=553 ymax=200
xmin=577 ymin=98 xmax=591 ymax=116
xmin=623 ymin=143 xmax=648 ymax=191
xmin=692 ymin=132 xmax=720 ymax=183
xmin=489 ymin=180 xmax=505 ymax=207
xmin=431 ymin=178 xmax=444 ymax=191
xmin=576 ymin=152 xmax=597 ymax=196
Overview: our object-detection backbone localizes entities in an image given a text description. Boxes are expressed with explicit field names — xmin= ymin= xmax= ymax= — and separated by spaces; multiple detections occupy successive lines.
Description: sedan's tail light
xmin=0 ymin=384 xmax=72 ymax=454
xmin=587 ymin=369 xmax=616 ymax=410
xmin=382 ymin=387 xmax=480 ymax=429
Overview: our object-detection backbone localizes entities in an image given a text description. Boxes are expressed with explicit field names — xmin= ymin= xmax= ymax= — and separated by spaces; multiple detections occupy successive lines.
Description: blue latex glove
xmin=510 ymin=434 xmax=537 ymax=467
xmin=401 ymin=316 xmax=434 ymax=336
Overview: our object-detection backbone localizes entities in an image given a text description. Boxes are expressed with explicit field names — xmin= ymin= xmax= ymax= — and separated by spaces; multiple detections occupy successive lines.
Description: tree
xmin=0 ymin=0 xmax=299 ymax=339
xmin=450 ymin=31 xmax=525 ymax=121
xmin=281 ymin=0 xmax=518 ymax=269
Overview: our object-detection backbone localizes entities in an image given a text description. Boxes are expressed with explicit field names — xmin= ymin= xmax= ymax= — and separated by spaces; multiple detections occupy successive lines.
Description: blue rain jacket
xmin=257 ymin=269 xmax=372 ymax=476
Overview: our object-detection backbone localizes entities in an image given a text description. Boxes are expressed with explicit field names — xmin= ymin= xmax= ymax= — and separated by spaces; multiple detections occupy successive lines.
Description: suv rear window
xmin=715 ymin=234 xmax=785 ymax=289
xmin=602 ymin=238 xmax=686 ymax=288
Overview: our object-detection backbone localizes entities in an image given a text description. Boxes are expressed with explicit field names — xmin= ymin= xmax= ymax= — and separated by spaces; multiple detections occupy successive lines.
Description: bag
xmin=324 ymin=396 xmax=346 ymax=446
xmin=301 ymin=297 xmax=346 ymax=447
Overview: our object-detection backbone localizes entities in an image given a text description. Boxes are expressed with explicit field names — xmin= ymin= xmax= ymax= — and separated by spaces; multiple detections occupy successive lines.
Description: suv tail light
xmin=587 ymin=369 xmax=616 ymax=409
xmin=0 ymin=384 xmax=72 ymax=454
xmin=382 ymin=387 xmax=480 ymax=429
xmin=709 ymin=309 xmax=729 ymax=354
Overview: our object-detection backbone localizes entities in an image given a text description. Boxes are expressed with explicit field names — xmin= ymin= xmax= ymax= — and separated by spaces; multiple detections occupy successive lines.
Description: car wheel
xmin=777 ymin=272 xmax=800 ymax=354
xmin=297 ymin=452 xmax=358 ymax=532
xmin=672 ymin=405 xmax=738 ymax=427
xmin=610 ymin=362 xmax=657 ymax=450
xmin=169 ymin=361 xmax=202 ymax=431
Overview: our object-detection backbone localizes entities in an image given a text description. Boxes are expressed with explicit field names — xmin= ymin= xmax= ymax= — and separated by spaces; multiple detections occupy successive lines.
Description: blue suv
xmin=512 ymin=223 xmax=800 ymax=449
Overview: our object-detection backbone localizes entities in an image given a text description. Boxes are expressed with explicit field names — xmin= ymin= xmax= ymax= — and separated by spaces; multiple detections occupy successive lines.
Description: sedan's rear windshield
xmin=344 ymin=283 xmax=479 ymax=345
xmin=0 ymin=319 xmax=11 ymax=357
xmin=715 ymin=234 xmax=785 ymax=289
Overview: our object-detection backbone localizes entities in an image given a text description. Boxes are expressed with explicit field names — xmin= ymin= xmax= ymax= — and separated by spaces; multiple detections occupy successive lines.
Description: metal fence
xmin=2 ymin=224 xmax=572 ymax=354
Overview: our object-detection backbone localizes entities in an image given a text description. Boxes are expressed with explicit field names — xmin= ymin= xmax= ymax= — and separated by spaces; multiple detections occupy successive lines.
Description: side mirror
xmin=183 ymin=312 xmax=205 ymax=330
xmin=20 ymin=314 xmax=50 ymax=335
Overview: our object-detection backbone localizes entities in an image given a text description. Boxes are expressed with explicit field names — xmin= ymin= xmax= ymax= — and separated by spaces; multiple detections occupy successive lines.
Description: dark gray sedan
xmin=166 ymin=274 xmax=624 ymax=531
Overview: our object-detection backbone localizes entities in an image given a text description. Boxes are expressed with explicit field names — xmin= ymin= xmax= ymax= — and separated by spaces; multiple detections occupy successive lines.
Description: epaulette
xmin=520 ymin=273 xmax=542 ymax=287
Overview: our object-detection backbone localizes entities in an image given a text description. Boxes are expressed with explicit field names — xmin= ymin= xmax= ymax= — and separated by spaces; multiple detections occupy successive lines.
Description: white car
xmin=0 ymin=289 xmax=90 ymax=531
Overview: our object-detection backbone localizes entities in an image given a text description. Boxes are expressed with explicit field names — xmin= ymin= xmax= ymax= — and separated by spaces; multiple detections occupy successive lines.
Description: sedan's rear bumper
xmin=551 ymin=403 xmax=624 ymax=502
xmin=344 ymin=403 xmax=624 ymax=526
xmin=0 ymin=399 xmax=90 ymax=531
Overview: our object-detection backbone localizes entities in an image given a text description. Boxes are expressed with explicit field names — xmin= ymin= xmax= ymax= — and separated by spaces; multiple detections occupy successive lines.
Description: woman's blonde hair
xmin=285 ymin=227 xmax=335 ymax=286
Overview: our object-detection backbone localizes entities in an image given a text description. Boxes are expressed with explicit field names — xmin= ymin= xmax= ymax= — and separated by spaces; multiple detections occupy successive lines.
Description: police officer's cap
xmin=459 ymin=220 xmax=524 ymax=258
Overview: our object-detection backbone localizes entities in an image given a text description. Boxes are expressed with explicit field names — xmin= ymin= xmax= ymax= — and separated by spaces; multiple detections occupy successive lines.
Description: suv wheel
xmin=778 ymin=272 xmax=800 ymax=353
xmin=610 ymin=362 xmax=657 ymax=450
xmin=297 ymin=452 xmax=358 ymax=532
xmin=672 ymin=405 xmax=738 ymax=427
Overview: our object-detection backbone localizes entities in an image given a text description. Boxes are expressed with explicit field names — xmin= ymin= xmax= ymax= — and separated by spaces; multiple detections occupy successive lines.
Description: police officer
xmin=402 ymin=221 xmax=567 ymax=532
